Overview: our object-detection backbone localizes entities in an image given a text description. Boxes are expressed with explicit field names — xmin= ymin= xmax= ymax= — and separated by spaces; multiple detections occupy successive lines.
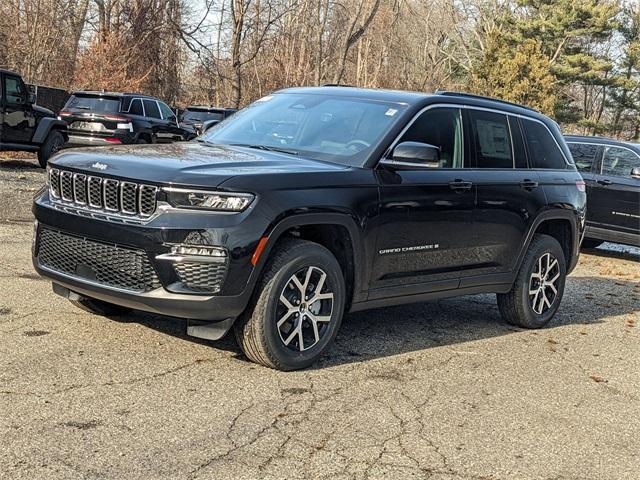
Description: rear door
xmin=463 ymin=110 xmax=547 ymax=285
xmin=589 ymin=145 xmax=640 ymax=236
xmin=143 ymin=99 xmax=169 ymax=142
xmin=158 ymin=101 xmax=184 ymax=140
xmin=372 ymin=106 xmax=476 ymax=298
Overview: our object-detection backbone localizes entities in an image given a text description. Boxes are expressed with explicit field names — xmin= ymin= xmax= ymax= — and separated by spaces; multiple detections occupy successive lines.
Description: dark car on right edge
xmin=34 ymin=87 xmax=586 ymax=370
xmin=179 ymin=106 xmax=237 ymax=135
xmin=565 ymin=135 xmax=640 ymax=248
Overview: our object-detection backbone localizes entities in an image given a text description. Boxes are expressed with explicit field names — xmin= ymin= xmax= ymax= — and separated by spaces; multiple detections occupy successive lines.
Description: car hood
xmin=50 ymin=142 xmax=350 ymax=188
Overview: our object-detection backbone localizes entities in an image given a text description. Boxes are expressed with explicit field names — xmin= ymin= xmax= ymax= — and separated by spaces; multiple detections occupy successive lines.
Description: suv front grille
xmin=37 ymin=227 xmax=161 ymax=292
xmin=49 ymin=168 xmax=158 ymax=218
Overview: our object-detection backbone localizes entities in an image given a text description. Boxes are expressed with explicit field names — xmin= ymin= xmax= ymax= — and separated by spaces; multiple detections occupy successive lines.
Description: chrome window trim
xmin=565 ymin=141 xmax=640 ymax=175
xmin=383 ymin=102 xmax=572 ymax=168
xmin=123 ymin=97 xmax=146 ymax=117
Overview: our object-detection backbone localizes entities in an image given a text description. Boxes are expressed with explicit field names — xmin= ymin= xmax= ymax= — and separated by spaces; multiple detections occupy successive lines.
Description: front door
xmin=371 ymin=107 xmax=476 ymax=299
xmin=590 ymin=145 xmax=640 ymax=236
xmin=2 ymin=74 xmax=35 ymax=144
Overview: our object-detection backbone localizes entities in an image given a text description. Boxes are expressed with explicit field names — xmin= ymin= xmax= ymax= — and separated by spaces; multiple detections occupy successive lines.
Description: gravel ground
xmin=1 ymin=157 xmax=639 ymax=480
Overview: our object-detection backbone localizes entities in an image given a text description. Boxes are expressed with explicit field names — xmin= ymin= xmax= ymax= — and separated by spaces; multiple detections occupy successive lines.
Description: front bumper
xmin=32 ymin=193 xmax=265 ymax=321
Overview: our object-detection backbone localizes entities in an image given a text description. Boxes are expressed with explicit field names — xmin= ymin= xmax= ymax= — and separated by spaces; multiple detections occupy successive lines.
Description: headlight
xmin=165 ymin=188 xmax=254 ymax=212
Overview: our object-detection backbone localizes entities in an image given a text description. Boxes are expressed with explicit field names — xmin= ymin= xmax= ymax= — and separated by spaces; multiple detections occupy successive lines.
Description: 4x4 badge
xmin=91 ymin=162 xmax=108 ymax=171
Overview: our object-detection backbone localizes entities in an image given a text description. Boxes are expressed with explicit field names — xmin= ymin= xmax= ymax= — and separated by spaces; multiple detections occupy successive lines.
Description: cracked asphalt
xmin=1 ymin=156 xmax=639 ymax=480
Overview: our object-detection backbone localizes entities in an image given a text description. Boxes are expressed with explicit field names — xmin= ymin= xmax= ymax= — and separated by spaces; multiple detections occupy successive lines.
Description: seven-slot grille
xmin=37 ymin=227 xmax=161 ymax=292
xmin=49 ymin=168 xmax=157 ymax=217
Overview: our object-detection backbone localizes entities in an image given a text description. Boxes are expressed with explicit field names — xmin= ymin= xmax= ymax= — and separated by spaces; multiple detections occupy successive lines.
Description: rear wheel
xmin=234 ymin=239 xmax=345 ymax=370
xmin=497 ymin=234 xmax=566 ymax=329
xmin=37 ymin=130 xmax=65 ymax=168
xmin=581 ymin=238 xmax=603 ymax=249
xmin=70 ymin=297 xmax=132 ymax=317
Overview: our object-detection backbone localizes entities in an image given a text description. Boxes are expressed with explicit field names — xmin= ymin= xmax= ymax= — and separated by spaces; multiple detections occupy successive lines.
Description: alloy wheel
xmin=277 ymin=266 xmax=334 ymax=351
xmin=529 ymin=252 xmax=560 ymax=315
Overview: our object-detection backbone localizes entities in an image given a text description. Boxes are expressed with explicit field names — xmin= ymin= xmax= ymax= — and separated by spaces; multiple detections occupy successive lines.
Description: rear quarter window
xmin=522 ymin=119 xmax=567 ymax=169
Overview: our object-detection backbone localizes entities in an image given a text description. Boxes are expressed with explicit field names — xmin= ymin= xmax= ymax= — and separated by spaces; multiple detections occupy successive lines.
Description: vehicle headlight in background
xmin=164 ymin=188 xmax=254 ymax=212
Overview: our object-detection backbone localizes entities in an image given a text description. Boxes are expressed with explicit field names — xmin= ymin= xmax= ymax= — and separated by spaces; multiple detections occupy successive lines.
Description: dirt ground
xmin=1 ymin=157 xmax=639 ymax=480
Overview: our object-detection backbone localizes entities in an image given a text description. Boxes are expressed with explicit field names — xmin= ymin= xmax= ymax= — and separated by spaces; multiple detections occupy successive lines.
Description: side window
xmin=158 ymin=102 xmax=175 ymax=120
xmin=522 ymin=119 xmax=567 ymax=169
xmin=397 ymin=108 xmax=464 ymax=168
xmin=5 ymin=76 xmax=26 ymax=105
xmin=567 ymin=143 xmax=599 ymax=173
xmin=143 ymin=99 xmax=161 ymax=119
xmin=469 ymin=110 xmax=513 ymax=168
xmin=601 ymin=146 xmax=640 ymax=177
xmin=129 ymin=99 xmax=144 ymax=116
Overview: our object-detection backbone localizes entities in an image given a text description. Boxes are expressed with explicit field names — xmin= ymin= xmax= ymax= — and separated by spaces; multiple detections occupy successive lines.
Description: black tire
xmin=581 ymin=238 xmax=604 ymax=249
xmin=37 ymin=130 xmax=65 ymax=168
xmin=497 ymin=234 xmax=566 ymax=329
xmin=69 ymin=297 xmax=132 ymax=317
xmin=234 ymin=238 xmax=346 ymax=371
xmin=136 ymin=137 xmax=149 ymax=144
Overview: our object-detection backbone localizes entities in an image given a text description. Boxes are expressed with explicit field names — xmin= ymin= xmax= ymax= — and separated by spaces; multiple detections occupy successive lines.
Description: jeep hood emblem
xmin=91 ymin=162 xmax=108 ymax=171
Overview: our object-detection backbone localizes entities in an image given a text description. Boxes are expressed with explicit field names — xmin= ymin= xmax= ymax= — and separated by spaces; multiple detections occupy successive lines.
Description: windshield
xmin=182 ymin=110 xmax=223 ymax=122
xmin=65 ymin=95 xmax=121 ymax=113
xmin=200 ymin=93 xmax=407 ymax=166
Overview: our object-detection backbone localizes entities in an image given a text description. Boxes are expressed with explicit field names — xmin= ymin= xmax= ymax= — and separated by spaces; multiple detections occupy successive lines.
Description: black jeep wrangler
xmin=0 ymin=69 xmax=67 ymax=168
xmin=33 ymin=87 xmax=586 ymax=370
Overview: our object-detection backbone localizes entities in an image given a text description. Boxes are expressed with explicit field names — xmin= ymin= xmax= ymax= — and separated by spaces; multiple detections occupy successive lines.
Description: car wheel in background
xmin=497 ymin=234 xmax=567 ymax=329
xmin=37 ymin=130 xmax=65 ymax=168
xmin=234 ymin=239 xmax=345 ymax=371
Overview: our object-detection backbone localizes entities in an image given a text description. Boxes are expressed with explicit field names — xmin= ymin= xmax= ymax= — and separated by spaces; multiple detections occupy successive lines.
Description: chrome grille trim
xmin=48 ymin=168 xmax=158 ymax=220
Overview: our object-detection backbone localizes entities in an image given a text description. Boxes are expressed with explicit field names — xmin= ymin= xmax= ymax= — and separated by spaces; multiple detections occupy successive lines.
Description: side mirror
xmin=387 ymin=141 xmax=440 ymax=168
xmin=631 ymin=167 xmax=640 ymax=179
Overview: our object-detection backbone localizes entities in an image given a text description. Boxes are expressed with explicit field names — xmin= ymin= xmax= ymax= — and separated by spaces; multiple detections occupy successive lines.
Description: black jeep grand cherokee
xmin=33 ymin=87 xmax=586 ymax=370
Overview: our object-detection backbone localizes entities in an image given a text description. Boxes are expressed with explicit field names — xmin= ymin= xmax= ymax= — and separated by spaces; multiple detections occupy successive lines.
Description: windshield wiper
xmin=230 ymin=143 xmax=299 ymax=156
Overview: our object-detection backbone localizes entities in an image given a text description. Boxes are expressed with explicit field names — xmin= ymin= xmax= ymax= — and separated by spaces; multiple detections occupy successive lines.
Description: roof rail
xmin=435 ymin=91 xmax=536 ymax=112
xmin=321 ymin=83 xmax=355 ymax=87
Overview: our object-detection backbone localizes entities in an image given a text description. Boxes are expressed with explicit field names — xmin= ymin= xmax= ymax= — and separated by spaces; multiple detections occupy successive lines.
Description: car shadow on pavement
xmin=0 ymin=159 xmax=41 ymax=171
xmin=121 ymin=275 xmax=638 ymax=369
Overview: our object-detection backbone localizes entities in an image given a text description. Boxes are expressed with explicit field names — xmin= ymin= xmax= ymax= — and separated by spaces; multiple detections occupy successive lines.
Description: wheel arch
xmin=517 ymin=210 xmax=579 ymax=275
xmin=32 ymin=118 xmax=68 ymax=144
xmin=250 ymin=213 xmax=366 ymax=309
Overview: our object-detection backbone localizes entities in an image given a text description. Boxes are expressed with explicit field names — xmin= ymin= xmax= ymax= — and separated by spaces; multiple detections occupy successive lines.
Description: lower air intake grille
xmin=174 ymin=262 xmax=227 ymax=293
xmin=37 ymin=227 xmax=161 ymax=292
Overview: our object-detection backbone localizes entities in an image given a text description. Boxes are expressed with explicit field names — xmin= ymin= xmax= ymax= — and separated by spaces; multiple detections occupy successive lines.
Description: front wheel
xmin=497 ymin=234 xmax=567 ymax=329
xmin=234 ymin=239 xmax=346 ymax=370
xmin=37 ymin=130 xmax=65 ymax=168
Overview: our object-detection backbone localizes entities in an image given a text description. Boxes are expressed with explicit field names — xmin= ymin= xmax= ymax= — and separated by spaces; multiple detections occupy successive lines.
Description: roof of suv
xmin=70 ymin=90 xmax=158 ymax=99
xmin=186 ymin=106 xmax=236 ymax=112
xmin=276 ymin=86 xmax=551 ymax=123
xmin=564 ymin=135 xmax=640 ymax=153
xmin=0 ymin=68 xmax=20 ymax=76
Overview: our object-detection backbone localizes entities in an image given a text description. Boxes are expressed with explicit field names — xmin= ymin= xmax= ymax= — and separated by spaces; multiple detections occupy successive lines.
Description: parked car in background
xmin=58 ymin=91 xmax=195 ymax=147
xmin=33 ymin=87 xmax=586 ymax=370
xmin=0 ymin=69 xmax=67 ymax=168
xmin=565 ymin=135 xmax=640 ymax=248
xmin=179 ymin=106 xmax=237 ymax=135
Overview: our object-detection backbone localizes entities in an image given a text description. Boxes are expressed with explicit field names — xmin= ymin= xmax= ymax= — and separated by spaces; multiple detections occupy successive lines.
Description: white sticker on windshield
xmin=256 ymin=95 xmax=273 ymax=102
xmin=385 ymin=108 xmax=398 ymax=116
